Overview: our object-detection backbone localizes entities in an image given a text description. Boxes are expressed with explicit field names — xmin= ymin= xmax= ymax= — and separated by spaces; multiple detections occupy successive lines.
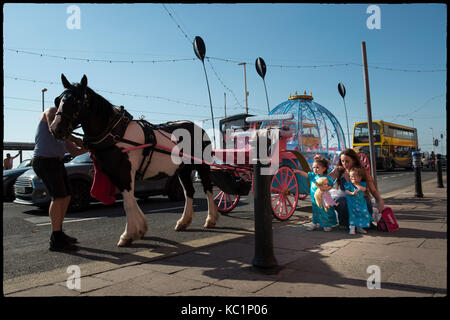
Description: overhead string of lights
xmin=161 ymin=4 xmax=246 ymax=111
xmin=5 ymin=48 xmax=196 ymax=64
xmin=6 ymin=47 xmax=446 ymax=73
xmin=5 ymin=75 xmax=245 ymax=113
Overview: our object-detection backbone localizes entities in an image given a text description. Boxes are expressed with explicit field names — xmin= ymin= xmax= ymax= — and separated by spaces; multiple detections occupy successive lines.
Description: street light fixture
xmin=41 ymin=88 xmax=47 ymax=112
xmin=409 ymin=118 xmax=414 ymax=128
xmin=238 ymin=62 xmax=249 ymax=114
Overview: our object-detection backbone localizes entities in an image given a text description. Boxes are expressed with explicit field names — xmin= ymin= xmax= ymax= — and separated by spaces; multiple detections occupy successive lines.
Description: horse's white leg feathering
xmin=204 ymin=190 xmax=219 ymax=228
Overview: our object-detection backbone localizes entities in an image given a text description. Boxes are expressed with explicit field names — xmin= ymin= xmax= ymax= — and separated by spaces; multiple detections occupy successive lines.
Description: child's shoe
xmin=357 ymin=227 xmax=367 ymax=234
xmin=323 ymin=227 xmax=332 ymax=232
xmin=349 ymin=226 xmax=356 ymax=235
xmin=307 ymin=223 xmax=320 ymax=231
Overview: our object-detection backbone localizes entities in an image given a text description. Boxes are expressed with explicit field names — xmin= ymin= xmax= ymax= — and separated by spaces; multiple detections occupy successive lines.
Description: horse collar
xmin=83 ymin=106 xmax=133 ymax=150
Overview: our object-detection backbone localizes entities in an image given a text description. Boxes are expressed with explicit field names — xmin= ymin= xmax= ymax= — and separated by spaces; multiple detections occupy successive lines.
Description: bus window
xmin=353 ymin=122 xmax=380 ymax=144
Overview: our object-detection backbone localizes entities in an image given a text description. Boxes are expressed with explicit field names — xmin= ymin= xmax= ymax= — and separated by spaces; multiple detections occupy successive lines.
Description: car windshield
xmin=70 ymin=153 xmax=92 ymax=163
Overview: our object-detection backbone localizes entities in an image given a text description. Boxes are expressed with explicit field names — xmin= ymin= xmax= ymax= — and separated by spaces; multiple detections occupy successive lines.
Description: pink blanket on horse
xmin=89 ymin=152 xmax=117 ymax=205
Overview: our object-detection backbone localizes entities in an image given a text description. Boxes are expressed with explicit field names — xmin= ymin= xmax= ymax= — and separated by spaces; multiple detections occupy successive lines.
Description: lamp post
xmin=41 ymin=88 xmax=47 ymax=112
xmin=409 ymin=118 xmax=414 ymax=129
xmin=430 ymin=127 xmax=434 ymax=152
xmin=338 ymin=83 xmax=350 ymax=148
xmin=238 ymin=62 xmax=249 ymax=114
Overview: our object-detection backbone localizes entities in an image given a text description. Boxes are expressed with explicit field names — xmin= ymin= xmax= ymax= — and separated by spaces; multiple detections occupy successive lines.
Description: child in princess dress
xmin=344 ymin=167 xmax=374 ymax=235
xmin=294 ymin=159 xmax=338 ymax=232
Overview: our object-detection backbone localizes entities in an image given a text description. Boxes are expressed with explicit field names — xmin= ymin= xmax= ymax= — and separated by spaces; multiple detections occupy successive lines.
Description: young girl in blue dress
xmin=345 ymin=167 xmax=373 ymax=235
xmin=295 ymin=159 xmax=338 ymax=231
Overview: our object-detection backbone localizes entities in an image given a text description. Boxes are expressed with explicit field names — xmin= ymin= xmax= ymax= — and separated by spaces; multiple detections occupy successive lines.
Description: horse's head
xmin=50 ymin=74 xmax=89 ymax=140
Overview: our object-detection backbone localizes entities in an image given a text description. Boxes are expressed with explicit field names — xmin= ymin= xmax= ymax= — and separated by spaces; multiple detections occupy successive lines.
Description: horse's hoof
xmin=204 ymin=221 xmax=216 ymax=228
xmin=138 ymin=227 xmax=147 ymax=239
xmin=117 ymin=236 xmax=133 ymax=247
xmin=175 ymin=223 xmax=187 ymax=231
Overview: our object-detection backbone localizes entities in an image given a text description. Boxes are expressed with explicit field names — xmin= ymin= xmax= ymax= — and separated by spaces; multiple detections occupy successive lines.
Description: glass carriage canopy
xmin=262 ymin=91 xmax=346 ymax=153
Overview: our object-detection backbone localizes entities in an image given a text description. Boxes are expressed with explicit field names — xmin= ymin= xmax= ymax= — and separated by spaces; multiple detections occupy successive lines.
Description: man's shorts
xmin=32 ymin=157 xmax=71 ymax=199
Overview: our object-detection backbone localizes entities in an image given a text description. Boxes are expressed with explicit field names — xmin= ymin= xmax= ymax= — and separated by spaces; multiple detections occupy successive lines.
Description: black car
xmin=3 ymin=154 xmax=73 ymax=202
xmin=13 ymin=153 xmax=184 ymax=211
xmin=3 ymin=159 xmax=33 ymax=201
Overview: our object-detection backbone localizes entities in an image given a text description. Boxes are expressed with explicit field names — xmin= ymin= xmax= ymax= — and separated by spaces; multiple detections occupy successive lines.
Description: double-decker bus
xmin=352 ymin=121 xmax=418 ymax=170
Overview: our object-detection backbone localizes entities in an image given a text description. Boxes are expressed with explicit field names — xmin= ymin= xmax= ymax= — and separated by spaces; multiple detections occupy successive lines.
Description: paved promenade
xmin=3 ymin=176 xmax=446 ymax=300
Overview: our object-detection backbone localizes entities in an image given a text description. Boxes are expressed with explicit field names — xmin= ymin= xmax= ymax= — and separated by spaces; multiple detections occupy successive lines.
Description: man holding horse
xmin=33 ymin=106 xmax=88 ymax=251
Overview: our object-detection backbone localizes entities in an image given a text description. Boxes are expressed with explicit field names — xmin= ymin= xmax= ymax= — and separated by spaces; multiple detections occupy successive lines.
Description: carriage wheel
xmin=270 ymin=166 xmax=299 ymax=221
xmin=285 ymin=157 xmax=308 ymax=201
xmin=213 ymin=187 xmax=240 ymax=214
xmin=358 ymin=151 xmax=371 ymax=175
xmin=212 ymin=171 xmax=243 ymax=215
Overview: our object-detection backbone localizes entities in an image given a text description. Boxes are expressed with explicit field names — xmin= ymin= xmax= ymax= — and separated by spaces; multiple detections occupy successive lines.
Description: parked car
xmin=3 ymin=154 xmax=73 ymax=202
xmin=13 ymin=153 xmax=184 ymax=212
xmin=3 ymin=159 xmax=33 ymax=201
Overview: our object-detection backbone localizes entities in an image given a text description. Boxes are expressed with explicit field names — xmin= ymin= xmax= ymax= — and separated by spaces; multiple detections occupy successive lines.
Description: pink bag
xmin=377 ymin=206 xmax=399 ymax=232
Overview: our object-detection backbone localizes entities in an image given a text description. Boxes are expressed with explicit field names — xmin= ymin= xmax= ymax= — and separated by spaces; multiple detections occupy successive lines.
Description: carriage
xmin=210 ymin=91 xmax=350 ymax=221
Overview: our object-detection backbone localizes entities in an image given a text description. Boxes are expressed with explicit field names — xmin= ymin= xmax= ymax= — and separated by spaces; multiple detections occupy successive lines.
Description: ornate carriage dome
xmin=263 ymin=91 xmax=346 ymax=154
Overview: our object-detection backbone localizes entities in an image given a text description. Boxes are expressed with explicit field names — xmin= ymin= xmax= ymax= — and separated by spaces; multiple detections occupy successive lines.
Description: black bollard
xmin=252 ymin=133 xmax=278 ymax=271
xmin=412 ymin=151 xmax=424 ymax=198
xmin=436 ymin=154 xmax=444 ymax=188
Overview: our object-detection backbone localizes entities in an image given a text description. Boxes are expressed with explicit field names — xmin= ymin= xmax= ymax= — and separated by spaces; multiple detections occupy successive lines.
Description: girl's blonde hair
xmin=349 ymin=167 xmax=370 ymax=197
xmin=314 ymin=177 xmax=330 ymax=211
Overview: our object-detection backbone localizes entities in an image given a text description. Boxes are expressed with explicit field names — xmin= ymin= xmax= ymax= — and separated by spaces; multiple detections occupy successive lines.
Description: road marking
xmin=398 ymin=192 xmax=436 ymax=195
xmin=36 ymin=217 xmax=104 ymax=227
xmin=27 ymin=205 xmax=200 ymax=226
xmin=145 ymin=204 xmax=199 ymax=213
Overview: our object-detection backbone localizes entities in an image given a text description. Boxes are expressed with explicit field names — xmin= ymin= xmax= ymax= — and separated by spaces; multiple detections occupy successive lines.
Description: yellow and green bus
xmin=352 ymin=121 xmax=418 ymax=170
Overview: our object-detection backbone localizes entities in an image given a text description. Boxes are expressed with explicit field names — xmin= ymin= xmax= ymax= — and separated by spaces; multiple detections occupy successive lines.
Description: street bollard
xmin=436 ymin=154 xmax=444 ymax=188
xmin=412 ymin=151 xmax=424 ymax=198
xmin=251 ymin=132 xmax=278 ymax=272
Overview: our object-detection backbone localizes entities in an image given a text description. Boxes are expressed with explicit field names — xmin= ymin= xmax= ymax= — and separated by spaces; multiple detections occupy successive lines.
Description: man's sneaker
xmin=307 ymin=223 xmax=320 ymax=231
xmin=349 ymin=226 xmax=356 ymax=235
xmin=357 ymin=227 xmax=367 ymax=234
xmin=323 ymin=227 xmax=332 ymax=232
xmin=49 ymin=232 xmax=79 ymax=252
xmin=61 ymin=231 xmax=78 ymax=244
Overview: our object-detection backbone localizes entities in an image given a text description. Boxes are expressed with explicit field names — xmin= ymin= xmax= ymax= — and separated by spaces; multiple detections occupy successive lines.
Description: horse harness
xmin=83 ymin=106 xmax=175 ymax=181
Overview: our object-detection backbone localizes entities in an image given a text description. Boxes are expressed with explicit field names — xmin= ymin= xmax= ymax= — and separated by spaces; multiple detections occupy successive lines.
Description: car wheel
xmin=68 ymin=180 xmax=91 ymax=212
xmin=168 ymin=177 xmax=185 ymax=202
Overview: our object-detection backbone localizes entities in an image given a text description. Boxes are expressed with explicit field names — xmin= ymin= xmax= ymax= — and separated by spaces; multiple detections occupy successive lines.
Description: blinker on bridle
xmin=55 ymin=89 xmax=88 ymax=134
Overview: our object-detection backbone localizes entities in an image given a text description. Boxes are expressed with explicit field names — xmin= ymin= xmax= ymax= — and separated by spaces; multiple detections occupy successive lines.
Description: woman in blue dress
xmin=345 ymin=167 xmax=373 ymax=235
xmin=295 ymin=158 xmax=338 ymax=231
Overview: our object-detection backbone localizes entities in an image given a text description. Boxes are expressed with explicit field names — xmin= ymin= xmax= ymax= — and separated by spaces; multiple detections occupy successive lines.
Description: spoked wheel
xmin=212 ymin=171 xmax=247 ymax=215
xmin=270 ymin=166 xmax=299 ymax=220
xmin=213 ymin=186 xmax=240 ymax=215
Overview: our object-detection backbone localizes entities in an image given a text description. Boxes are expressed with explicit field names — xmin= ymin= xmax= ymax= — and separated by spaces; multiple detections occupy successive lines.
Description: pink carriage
xmin=210 ymin=112 xmax=312 ymax=221
xmin=209 ymin=92 xmax=373 ymax=221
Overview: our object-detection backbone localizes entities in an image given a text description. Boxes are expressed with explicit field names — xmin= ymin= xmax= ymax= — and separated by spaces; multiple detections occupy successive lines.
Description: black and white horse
xmin=50 ymin=74 xmax=219 ymax=247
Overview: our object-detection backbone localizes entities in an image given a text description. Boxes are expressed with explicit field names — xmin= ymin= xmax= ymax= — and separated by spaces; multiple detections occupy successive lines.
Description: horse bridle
xmin=55 ymin=89 xmax=88 ymax=135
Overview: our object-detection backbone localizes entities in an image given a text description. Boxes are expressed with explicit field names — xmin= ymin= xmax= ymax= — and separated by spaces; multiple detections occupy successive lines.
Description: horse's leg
xmin=174 ymin=165 xmax=195 ymax=231
xmin=117 ymin=170 xmax=148 ymax=247
xmin=196 ymin=164 xmax=219 ymax=228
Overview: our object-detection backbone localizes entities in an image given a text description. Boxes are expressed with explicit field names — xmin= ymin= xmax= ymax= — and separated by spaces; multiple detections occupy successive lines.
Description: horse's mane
xmin=85 ymin=86 xmax=115 ymax=118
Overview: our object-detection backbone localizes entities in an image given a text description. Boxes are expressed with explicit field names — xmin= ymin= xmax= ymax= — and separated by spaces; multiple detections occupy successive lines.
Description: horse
xmin=50 ymin=74 xmax=219 ymax=247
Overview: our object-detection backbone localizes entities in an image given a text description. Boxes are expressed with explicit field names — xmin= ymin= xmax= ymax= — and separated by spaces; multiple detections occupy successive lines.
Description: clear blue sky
xmin=3 ymin=3 xmax=447 ymax=167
